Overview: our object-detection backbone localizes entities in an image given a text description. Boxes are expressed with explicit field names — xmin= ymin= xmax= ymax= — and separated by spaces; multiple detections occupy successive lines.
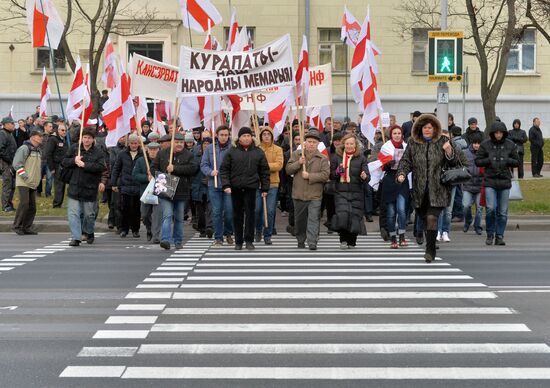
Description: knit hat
xmin=238 ymin=126 xmax=253 ymax=138
xmin=468 ymin=117 xmax=478 ymax=125
xmin=184 ymin=132 xmax=195 ymax=142
xmin=304 ymin=129 xmax=321 ymax=141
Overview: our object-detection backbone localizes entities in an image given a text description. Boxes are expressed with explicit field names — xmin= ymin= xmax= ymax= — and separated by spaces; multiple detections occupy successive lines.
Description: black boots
xmin=424 ymin=230 xmax=438 ymax=263
xmin=486 ymin=234 xmax=494 ymax=246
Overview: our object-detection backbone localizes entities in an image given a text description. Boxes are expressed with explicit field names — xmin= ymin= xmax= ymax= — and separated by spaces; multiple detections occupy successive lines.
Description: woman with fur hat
xmin=397 ymin=114 xmax=460 ymax=262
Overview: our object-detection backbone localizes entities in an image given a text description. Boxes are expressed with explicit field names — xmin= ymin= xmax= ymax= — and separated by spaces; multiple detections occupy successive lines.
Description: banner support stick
xmin=169 ymin=97 xmax=180 ymax=165
xmin=211 ymin=95 xmax=218 ymax=189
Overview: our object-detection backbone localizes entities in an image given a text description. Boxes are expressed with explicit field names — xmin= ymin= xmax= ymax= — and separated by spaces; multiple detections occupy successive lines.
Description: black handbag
xmin=440 ymin=158 xmax=471 ymax=186
xmin=323 ymin=180 xmax=336 ymax=195
xmin=58 ymin=165 xmax=73 ymax=184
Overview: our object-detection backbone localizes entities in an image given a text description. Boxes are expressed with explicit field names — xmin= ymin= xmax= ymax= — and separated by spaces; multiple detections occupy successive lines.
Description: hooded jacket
xmin=508 ymin=119 xmax=527 ymax=154
xmin=397 ymin=114 xmax=463 ymax=208
xmin=475 ymin=122 xmax=519 ymax=190
xmin=258 ymin=127 xmax=284 ymax=188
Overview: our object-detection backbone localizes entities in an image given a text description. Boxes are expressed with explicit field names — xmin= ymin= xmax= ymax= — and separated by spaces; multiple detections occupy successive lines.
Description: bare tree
xmin=1 ymin=0 xmax=161 ymax=115
xmin=526 ymin=0 xmax=550 ymax=43
xmin=394 ymin=0 xmax=520 ymax=130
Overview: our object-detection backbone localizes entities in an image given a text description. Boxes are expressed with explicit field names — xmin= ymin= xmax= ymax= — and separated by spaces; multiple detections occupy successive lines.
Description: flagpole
xmin=38 ymin=0 xmax=67 ymax=138
xmin=211 ymin=95 xmax=219 ymax=189
xmin=169 ymin=97 xmax=180 ymax=165
xmin=77 ymin=98 xmax=86 ymax=158
xmin=330 ymin=105 xmax=334 ymax=144
xmin=134 ymin=112 xmax=151 ymax=175
xmin=185 ymin=6 xmax=194 ymax=47
xmin=344 ymin=39 xmax=349 ymax=122
xmin=251 ymin=93 xmax=260 ymax=138
xmin=292 ymin=86 xmax=306 ymax=173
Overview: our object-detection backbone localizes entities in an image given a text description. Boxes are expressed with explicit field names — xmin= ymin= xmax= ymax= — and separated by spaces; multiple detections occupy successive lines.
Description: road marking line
xmin=137 ymin=343 xmax=548 ymax=354
xmin=162 ymin=307 xmax=517 ymax=315
xmin=0 ymin=267 xmax=14 ymax=271
xmin=125 ymin=292 xmax=172 ymax=299
xmin=205 ymin=252 xmax=425 ymax=256
xmin=166 ymin=259 xmax=198 ymax=262
xmin=11 ymin=256 xmax=43 ymax=258
xmin=60 ymin=366 xmax=126 ymax=377
xmin=155 ymin=267 xmax=193 ymax=271
xmin=105 ymin=316 xmax=158 ymax=324
xmin=119 ymin=367 xmax=550 ymax=379
xmin=194 ymin=268 xmax=460 ymax=273
xmin=196 ymin=263 xmax=452 ymax=267
xmin=179 ymin=283 xmax=486 ymax=289
xmin=116 ymin=304 xmax=165 ymax=311
xmin=151 ymin=323 xmax=530 ymax=333
xmin=0 ymin=263 xmax=25 ymax=266
xmin=149 ymin=272 xmax=188 ymax=276
xmin=136 ymin=284 xmax=181 ymax=289
xmin=172 ymin=291 xmax=497 ymax=299
xmin=186 ymin=275 xmax=473 ymax=280
xmin=78 ymin=347 xmax=138 ymax=357
xmin=497 ymin=290 xmax=550 ymax=293
xmin=201 ymin=257 xmax=436 ymax=261
xmin=143 ymin=278 xmax=184 ymax=282
xmin=93 ymin=330 xmax=149 ymax=339
xmin=23 ymin=251 xmax=55 ymax=254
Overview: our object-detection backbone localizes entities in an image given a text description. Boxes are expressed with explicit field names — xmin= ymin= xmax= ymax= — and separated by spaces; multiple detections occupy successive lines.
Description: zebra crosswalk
xmin=60 ymin=233 xmax=550 ymax=384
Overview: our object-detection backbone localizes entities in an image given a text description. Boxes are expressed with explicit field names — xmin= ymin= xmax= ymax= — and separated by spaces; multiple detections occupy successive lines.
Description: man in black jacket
xmin=151 ymin=132 xmax=198 ymax=250
xmin=220 ymin=127 xmax=270 ymax=251
xmin=63 ymin=128 xmax=106 ymax=246
xmin=529 ymin=117 xmax=545 ymax=178
xmin=111 ymin=134 xmax=143 ymax=238
xmin=508 ymin=119 xmax=528 ymax=179
xmin=44 ymin=122 xmax=69 ymax=208
xmin=475 ymin=121 xmax=519 ymax=246
xmin=0 ymin=117 xmax=17 ymax=212
xmin=106 ymin=136 xmax=126 ymax=231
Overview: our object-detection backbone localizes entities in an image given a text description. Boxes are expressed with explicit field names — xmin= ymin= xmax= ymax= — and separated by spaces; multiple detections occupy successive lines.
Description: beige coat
xmin=286 ymin=149 xmax=330 ymax=201
xmin=259 ymin=127 xmax=284 ymax=188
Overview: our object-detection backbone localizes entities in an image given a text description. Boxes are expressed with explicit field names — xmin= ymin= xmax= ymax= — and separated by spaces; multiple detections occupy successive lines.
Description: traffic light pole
xmin=436 ymin=0 xmax=449 ymax=127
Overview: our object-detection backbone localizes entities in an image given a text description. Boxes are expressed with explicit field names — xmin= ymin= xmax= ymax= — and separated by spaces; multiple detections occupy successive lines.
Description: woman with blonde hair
xmin=330 ymin=134 xmax=369 ymax=249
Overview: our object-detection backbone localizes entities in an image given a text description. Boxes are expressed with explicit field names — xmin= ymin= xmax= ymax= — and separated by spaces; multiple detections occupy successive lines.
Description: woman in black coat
xmin=381 ymin=125 xmax=410 ymax=248
xmin=397 ymin=114 xmax=459 ymax=263
xmin=330 ymin=134 xmax=369 ymax=249
xmin=508 ymin=119 xmax=527 ymax=179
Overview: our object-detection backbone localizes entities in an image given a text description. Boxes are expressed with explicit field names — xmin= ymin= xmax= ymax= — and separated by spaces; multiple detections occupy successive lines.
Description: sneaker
xmin=390 ymin=236 xmax=398 ymax=249
xmin=225 ymin=235 xmax=234 ymax=245
xmin=213 ymin=240 xmax=223 ymax=248
xmin=14 ymin=229 xmax=25 ymax=236
xmin=441 ymin=232 xmax=450 ymax=242
xmin=147 ymin=231 xmax=153 ymax=241
xmin=175 ymin=243 xmax=183 ymax=250
xmin=160 ymin=240 xmax=171 ymax=250
xmin=272 ymin=228 xmax=277 ymax=236
xmin=120 ymin=231 xmax=127 ymax=238
xmin=3 ymin=206 xmax=15 ymax=212
xmin=463 ymin=223 xmax=470 ymax=233
xmin=380 ymin=227 xmax=389 ymax=242
xmin=152 ymin=238 xmax=160 ymax=244
xmin=415 ymin=234 xmax=424 ymax=245
xmin=309 ymin=244 xmax=317 ymax=251
xmin=24 ymin=230 xmax=38 ymax=235
xmin=485 ymin=235 xmax=494 ymax=246
xmin=297 ymin=242 xmax=306 ymax=249
xmin=366 ymin=215 xmax=374 ymax=223
xmin=235 ymin=244 xmax=243 ymax=250
xmin=86 ymin=233 xmax=95 ymax=244
xmin=206 ymin=228 xmax=213 ymax=238
xmin=340 ymin=242 xmax=348 ymax=250
xmin=474 ymin=227 xmax=483 ymax=235
xmin=254 ymin=231 xmax=262 ymax=243
xmin=264 ymin=237 xmax=272 ymax=245
xmin=69 ymin=240 xmax=80 ymax=247
xmin=436 ymin=232 xmax=442 ymax=242
xmin=245 ymin=242 xmax=255 ymax=251
xmin=347 ymin=245 xmax=355 ymax=249
xmin=495 ymin=236 xmax=506 ymax=246
xmin=132 ymin=232 xmax=140 ymax=238
xmin=399 ymin=234 xmax=408 ymax=247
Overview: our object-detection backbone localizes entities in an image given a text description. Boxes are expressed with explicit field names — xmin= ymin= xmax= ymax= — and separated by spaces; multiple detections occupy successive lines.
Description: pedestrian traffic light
xmin=428 ymin=31 xmax=463 ymax=82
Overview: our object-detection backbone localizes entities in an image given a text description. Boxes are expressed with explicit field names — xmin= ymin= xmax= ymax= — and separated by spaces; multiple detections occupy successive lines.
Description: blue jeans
xmin=67 ymin=198 xmax=96 ymax=241
xmin=37 ymin=164 xmax=53 ymax=195
xmin=438 ymin=185 xmax=456 ymax=234
xmin=462 ymin=191 xmax=482 ymax=230
xmin=255 ymin=187 xmax=278 ymax=239
xmin=159 ymin=198 xmax=186 ymax=244
xmin=208 ymin=186 xmax=233 ymax=241
xmin=386 ymin=194 xmax=407 ymax=236
xmin=485 ymin=187 xmax=510 ymax=238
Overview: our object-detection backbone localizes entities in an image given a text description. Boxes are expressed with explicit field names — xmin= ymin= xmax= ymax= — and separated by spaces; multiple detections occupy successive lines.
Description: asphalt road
xmin=1 ymin=223 xmax=550 ymax=387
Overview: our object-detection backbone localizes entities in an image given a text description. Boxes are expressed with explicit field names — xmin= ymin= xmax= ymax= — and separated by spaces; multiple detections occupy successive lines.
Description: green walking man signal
xmin=428 ymin=31 xmax=463 ymax=82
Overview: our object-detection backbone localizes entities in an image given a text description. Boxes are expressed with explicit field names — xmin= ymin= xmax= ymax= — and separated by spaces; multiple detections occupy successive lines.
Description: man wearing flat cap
xmin=286 ymin=129 xmax=330 ymax=250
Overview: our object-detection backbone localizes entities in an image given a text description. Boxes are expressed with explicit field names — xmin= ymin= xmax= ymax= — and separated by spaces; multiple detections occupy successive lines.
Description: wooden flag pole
xmin=292 ymin=86 xmax=305 ymax=172
xmin=251 ymin=93 xmax=260 ymax=137
xmin=77 ymin=98 xmax=86 ymax=158
xmin=289 ymin=105 xmax=293 ymax=159
xmin=378 ymin=108 xmax=386 ymax=142
xmin=169 ymin=97 xmax=180 ymax=164
xmin=263 ymin=195 xmax=268 ymax=228
xmin=211 ymin=95 xmax=218 ymax=189
xmin=330 ymin=105 xmax=335 ymax=144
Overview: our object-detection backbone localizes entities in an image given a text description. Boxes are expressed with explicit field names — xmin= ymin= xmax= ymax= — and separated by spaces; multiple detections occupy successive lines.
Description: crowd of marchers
xmin=0 ymin=104 xmax=546 ymax=263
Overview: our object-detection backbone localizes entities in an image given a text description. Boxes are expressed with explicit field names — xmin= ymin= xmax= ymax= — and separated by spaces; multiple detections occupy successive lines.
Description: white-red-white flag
xmin=135 ymin=96 xmax=149 ymax=125
xmin=226 ymin=7 xmax=239 ymax=51
xmin=65 ymin=57 xmax=86 ymax=123
xmin=231 ymin=25 xmax=252 ymax=52
xmin=26 ymin=0 xmax=64 ymax=49
xmin=82 ymin=64 xmax=97 ymax=126
xmin=223 ymin=95 xmax=249 ymax=138
xmin=39 ymin=67 xmax=51 ymax=118
xmin=179 ymin=96 xmax=204 ymax=131
xmin=103 ymin=73 xmax=135 ymax=147
xmin=152 ymin=101 xmax=167 ymax=136
xmin=295 ymin=35 xmax=309 ymax=107
xmin=179 ymin=0 xmax=222 ymax=33
xmin=8 ymin=106 xmax=13 ymax=119
xmin=203 ymin=19 xmax=220 ymax=50
xmin=102 ymin=37 xmax=118 ymax=89
xmin=265 ymin=86 xmax=293 ymax=139
xmin=341 ymin=6 xmax=362 ymax=47
xmin=307 ymin=105 xmax=330 ymax=133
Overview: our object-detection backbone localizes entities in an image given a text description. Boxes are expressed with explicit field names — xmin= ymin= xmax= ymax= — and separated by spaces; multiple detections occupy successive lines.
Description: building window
xmin=128 ymin=42 xmax=163 ymax=61
xmin=507 ymin=29 xmax=536 ymax=73
xmin=411 ymin=28 xmax=429 ymax=74
xmin=223 ymin=27 xmax=255 ymax=49
xmin=36 ymin=46 xmax=66 ymax=70
xmin=318 ymin=28 xmax=346 ymax=73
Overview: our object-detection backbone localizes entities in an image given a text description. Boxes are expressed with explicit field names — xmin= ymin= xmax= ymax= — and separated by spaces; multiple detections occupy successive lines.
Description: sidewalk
xmin=2 ymin=213 xmax=550 ymax=233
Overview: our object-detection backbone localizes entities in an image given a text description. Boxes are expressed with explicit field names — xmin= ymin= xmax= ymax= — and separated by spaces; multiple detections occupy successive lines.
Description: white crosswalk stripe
xmin=60 ymin=233 xmax=550 ymax=383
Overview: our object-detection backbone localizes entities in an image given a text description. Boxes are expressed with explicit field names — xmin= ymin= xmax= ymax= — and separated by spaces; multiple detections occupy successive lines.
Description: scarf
xmin=423 ymin=136 xmax=432 ymax=143
xmin=341 ymin=151 xmax=355 ymax=183
xmin=391 ymin=138 xmax=403 ymax=149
